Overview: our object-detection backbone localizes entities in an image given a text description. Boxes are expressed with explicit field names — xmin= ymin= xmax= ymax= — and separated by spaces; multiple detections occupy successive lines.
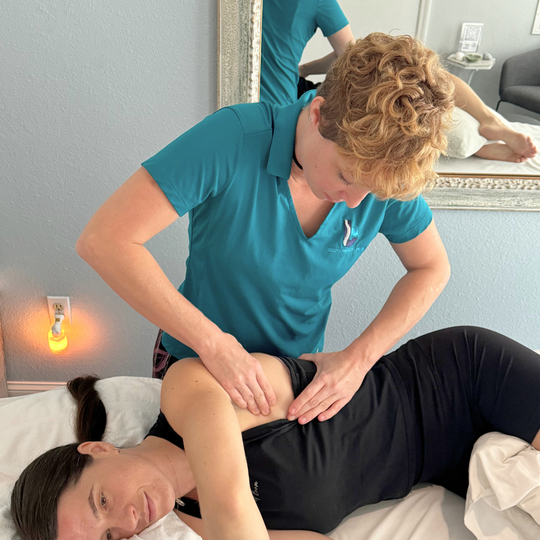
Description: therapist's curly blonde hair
xmin=317 ymin=32 xmax=455 ymax=200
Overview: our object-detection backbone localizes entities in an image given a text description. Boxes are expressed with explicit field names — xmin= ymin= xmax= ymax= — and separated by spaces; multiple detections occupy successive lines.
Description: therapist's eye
xmin=339 ymin=171 xmax=353 ymax=186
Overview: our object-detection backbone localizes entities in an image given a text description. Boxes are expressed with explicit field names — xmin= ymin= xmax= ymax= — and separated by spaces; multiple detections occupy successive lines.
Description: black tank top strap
xmin=275 ymin=355 xmax=317 ymax=398
xmin=175 ymin=497 xmax=201 ymax=518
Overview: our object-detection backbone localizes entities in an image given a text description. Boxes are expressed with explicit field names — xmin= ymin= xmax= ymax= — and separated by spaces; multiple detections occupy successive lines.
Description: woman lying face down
xmin=11 ymin=326 xmax=540 ymax=540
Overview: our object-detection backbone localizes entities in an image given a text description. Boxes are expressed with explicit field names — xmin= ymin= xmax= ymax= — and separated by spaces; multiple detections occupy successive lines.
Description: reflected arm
xmin=298 ymin=25 xmax=354 ymax=78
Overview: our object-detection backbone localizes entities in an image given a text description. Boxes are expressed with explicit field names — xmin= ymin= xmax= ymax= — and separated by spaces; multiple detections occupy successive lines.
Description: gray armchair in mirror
xmin=218 ymin=0 xmax=540 ymax=211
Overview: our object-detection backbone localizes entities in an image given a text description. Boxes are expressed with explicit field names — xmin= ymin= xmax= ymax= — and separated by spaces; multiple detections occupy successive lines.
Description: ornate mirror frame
xmin=217 ymin=0 xmax=540 ymax=211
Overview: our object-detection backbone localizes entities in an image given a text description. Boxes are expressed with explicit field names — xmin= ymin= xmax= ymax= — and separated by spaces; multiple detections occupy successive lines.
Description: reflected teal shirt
xmin=142 ymin=93 xmax=432 ymax=360
xmin=260 ymin=0 xmax=349 ymax=106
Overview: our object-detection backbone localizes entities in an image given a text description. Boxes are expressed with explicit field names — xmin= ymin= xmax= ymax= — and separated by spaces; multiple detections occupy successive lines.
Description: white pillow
xmin=465 ymin=432 xmax=540 ymax=540
xmin=125 ymin=510 xmax=201 ymax=540
xmin=446 ymin=107 xmax=487 ymax=159
xmin=0 ymin=377 xmax=161 ymax=540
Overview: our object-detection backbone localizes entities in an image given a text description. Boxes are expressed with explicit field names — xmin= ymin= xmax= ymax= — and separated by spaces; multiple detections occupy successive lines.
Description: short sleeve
xmin=316 ymin=0 xmax=349 ymax=38
xmin=142 ymin=108 xmax=244 ymax=217
xmin=379 ymin=196 xmax=433 ymax=244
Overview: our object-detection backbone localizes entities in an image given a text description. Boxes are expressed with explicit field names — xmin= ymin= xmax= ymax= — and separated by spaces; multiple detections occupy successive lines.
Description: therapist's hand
xmin=287 ymin=350 xmax=369 ymax=424
xmin=199 ymin=333 xmax=277 ymax=416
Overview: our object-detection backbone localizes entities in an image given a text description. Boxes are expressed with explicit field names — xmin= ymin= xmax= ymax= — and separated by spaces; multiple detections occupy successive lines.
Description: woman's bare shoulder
xmin=163 ymin=353 xmax=295 ymax=431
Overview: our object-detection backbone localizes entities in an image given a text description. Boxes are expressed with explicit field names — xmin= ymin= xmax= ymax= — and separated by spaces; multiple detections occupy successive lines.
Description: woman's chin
xmin=152 ymin=490 xmax=176 ymax=523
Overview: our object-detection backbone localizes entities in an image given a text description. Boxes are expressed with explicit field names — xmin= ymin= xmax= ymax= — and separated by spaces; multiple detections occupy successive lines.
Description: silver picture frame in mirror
xmin=218 ymin=0 xmax=540 ymax=211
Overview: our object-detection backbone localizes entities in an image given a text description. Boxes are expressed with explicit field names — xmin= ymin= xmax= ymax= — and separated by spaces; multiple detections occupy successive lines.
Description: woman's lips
xmin=145 ymin=493 xmax=155 ymax=523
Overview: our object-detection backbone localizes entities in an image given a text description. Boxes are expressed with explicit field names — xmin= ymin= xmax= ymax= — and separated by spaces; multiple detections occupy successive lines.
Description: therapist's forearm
xmin=344 ymin=265 xmax=451 ymax=371
xmin=76 ymin=238 xmax=223 ymax=357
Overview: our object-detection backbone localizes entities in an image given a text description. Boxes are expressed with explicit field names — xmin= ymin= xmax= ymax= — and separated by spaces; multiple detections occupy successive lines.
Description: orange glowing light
xmin=48 ymin=330 xmax=68 ymax=354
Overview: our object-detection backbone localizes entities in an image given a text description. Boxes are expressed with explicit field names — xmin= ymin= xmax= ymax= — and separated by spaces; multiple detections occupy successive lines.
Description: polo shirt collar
xmin=267 ymin=91 xmax=315 ymax=179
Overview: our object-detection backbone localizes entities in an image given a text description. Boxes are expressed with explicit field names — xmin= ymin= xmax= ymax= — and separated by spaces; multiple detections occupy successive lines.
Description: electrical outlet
xmin=46 ymin=296 xmax=72 ymax=325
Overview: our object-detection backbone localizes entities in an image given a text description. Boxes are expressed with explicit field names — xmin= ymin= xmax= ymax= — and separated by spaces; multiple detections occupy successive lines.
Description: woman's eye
xmin=106 ymin=531 xmax=112 ymax=540
xmin=100 ymin=494 xmax=107 ymax=508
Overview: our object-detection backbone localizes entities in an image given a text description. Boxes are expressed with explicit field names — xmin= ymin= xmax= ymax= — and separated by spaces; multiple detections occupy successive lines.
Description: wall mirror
xmin=218 ymin=0 xmax=540 ymax=211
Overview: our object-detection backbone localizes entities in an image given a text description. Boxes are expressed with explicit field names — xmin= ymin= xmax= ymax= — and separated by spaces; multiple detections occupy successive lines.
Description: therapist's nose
xmin=343 ymin=186 xmax=370 ymax=208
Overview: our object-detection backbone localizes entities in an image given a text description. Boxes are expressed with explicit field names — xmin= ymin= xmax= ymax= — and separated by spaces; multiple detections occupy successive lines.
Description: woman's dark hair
xmin=10 ymin=376 xmax=107 ymax=540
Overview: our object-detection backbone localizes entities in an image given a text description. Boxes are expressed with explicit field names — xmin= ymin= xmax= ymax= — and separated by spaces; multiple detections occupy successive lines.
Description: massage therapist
xmin=77 ymin=34 xmax=453 ymax=426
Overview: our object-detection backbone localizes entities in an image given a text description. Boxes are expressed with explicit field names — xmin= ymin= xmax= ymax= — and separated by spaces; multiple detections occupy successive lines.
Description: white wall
xmin=325 ymin=210 xmax=540 ymax=353
xmin=1 ymin=0 xmax=539 ymax=384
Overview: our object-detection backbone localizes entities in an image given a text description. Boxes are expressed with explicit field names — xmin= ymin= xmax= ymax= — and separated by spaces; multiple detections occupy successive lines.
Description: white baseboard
xmin=7 ymin=381 xmax=66 ymax=397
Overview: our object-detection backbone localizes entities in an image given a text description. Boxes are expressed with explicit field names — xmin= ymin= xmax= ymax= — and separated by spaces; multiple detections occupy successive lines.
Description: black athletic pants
xmin=386 ymin=326 xmax=540 ymax=497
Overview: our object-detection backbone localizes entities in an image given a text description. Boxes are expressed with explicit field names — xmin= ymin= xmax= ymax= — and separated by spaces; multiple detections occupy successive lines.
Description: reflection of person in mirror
xmin=77 ymin=33 xmax=455 ymax=428
xmin=264 ymin=0 xmax=536 ymax=164
xmin=448 ymin=75 xmax=537 ymax=163
xmin=260 ymin=0 xmax=354 ymax=107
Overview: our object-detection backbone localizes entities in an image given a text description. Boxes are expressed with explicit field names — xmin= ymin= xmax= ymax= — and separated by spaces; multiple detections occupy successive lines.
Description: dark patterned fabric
xmin=152 ymin=330 xmax=171 ymax=379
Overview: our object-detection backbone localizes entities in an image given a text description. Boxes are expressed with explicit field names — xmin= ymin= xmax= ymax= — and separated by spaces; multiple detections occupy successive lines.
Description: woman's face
xmin=56 ymin=442 xmax=175 ymax=540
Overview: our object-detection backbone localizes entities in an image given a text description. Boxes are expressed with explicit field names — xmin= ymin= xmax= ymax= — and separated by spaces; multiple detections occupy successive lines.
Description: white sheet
xmin=0 ymin=377 xmax=499 ymax=540
xmin=465 ymin=432 xmax=540 ymax=540
xmin=125 ymin=511 xmax=201 ymax=540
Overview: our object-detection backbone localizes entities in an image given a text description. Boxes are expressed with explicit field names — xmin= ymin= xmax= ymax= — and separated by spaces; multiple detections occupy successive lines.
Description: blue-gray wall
xmin=326 ymin=210 xmax=540 ymax=353
xmin=1 ymin=0 xmax=539 ymax=383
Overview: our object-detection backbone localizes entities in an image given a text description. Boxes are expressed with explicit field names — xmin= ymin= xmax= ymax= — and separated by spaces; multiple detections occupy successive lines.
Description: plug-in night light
xmin=48 ymin=329 xmax=68 ymax=354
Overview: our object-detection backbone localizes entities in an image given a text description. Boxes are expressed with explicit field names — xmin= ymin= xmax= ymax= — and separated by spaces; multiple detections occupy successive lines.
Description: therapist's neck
xmin=291 ymin=108 xmax=310 ymax=182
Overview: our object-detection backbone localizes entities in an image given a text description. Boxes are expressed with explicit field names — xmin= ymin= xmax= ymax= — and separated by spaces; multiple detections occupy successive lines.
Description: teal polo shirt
xmin=260 ymin=0 xmax=349 ymax=106
xmin=142 ymin=92 xmax=432 ymax=360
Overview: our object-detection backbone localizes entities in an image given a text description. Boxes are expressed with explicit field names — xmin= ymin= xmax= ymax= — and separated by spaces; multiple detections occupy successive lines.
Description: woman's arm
xmin=298 ymin=25 xmax=354 ymax=78
xmin=288 ymin=220 xmax=451 ymax=424
xmin=162 ymin=358 xmax=269 ymax=540
xmin=76 ymin=167 xmax=275 ymax=415
xmin=269 ymin=531 xmax=333 ymax=540
xmin=180 ymin=511 xmax=331 ymax=540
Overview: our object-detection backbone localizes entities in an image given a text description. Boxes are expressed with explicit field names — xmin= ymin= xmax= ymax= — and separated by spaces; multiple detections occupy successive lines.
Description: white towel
xmin=465 ymin=432 xmax=540 ymax=540
xmin=125 ymin=511 xmax=202 ymax=540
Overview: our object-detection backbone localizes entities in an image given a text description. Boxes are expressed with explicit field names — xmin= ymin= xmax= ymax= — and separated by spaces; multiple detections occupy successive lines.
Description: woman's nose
xmin=115 ymin=504 xmax=139 ymax=535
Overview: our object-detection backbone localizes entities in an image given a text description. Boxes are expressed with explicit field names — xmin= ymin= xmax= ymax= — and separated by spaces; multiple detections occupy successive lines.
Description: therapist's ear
xmin=77 ymin=441 xmax=118 ymax=456
xmin=308 ymin=96 xmax=325 ymax=128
